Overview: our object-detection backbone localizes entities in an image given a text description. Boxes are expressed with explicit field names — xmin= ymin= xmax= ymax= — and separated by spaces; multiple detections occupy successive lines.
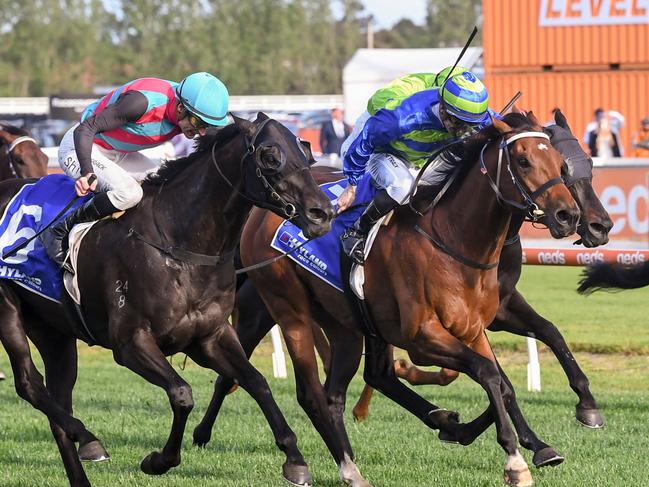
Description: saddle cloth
xmin=270 ymin=173 xmax=383 ymax=293
xmin=0 ymin=175 xmax=89 ymax=302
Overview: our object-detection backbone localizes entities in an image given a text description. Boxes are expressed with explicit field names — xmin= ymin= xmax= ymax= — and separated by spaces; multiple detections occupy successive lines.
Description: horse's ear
xmin=527 ymin=110 xmax=541 ymax=127
xmin=491 ymin=114 xmax=512 ymax=134
xmin=299 ymin=139 xmax=317 ymax=166
xmin=234 ymin=115 xmax=256 ymax=138
xmin=255 ymin=112 xmax=270 ymax=122
xmin=554 ymin=109 xmax=571 ymax=131
xmin=511 ymin=104 xmax=526 ymax=115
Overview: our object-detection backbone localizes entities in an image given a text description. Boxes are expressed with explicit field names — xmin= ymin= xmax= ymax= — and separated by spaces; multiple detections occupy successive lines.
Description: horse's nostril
xmin=307 ymin=207 xmax=330 ymax=224
xmin=555 ymin=209 xmax=570 ymax=224
xmin=589 ymin=222 xmax=607 ymax=237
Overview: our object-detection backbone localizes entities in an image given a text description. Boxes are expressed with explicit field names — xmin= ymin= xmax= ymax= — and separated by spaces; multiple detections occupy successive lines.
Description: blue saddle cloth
xmin=270 ymin=173 xmax=375 ymax=291
xmin=0 ymin=174 xmax=90 ymax=302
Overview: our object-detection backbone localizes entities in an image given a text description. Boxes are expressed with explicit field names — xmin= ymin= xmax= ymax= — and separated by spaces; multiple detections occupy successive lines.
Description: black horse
xmin=0 ymin=113 xmax=334 ymax=487
xmin=191 ymin=109 xmax=612 ymax=462
xmin=578 ymin=261 xmax=649 ymax=293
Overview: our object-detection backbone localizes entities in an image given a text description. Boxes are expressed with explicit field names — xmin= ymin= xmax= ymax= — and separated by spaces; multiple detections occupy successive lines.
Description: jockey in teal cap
xmin=41 ymin=72 xmax=230 ymax=271
xmin=339 ymin=71 xmax=499 ymax=265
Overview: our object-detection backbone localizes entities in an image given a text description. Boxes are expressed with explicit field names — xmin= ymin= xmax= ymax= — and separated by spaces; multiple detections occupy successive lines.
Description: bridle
xmin=211 ymin=117 xmax=309 ymax=219
xmin=3 ymin=135 xmax=39 ymax=177
xmin=479 ymin=130 xmax=563 ymax=222
xmin=415 ymin=129 xmax=565 ymax=270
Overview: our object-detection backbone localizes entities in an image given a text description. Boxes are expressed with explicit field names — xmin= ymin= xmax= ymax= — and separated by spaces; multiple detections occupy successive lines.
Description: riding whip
xmin=500 ymin=91 xmax=523 ymax=115
xmin=2 ymin=174 xmax=97 ymax=260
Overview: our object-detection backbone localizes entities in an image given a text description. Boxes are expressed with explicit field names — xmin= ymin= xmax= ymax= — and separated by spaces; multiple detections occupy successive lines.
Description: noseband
xmin=479 ymin=131 xmax=564 ymax=222
xmin=211 ymin=118 xmax=307 ymax=219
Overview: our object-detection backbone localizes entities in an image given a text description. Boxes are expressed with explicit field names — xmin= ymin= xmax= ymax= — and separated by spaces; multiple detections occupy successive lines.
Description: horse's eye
xmin=518 ymin=157 xmax=530 ymax=168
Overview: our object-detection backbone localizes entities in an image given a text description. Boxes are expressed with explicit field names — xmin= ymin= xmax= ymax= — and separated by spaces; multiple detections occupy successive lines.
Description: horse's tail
xmin=578 ymin=261 xmax=649 ymax=294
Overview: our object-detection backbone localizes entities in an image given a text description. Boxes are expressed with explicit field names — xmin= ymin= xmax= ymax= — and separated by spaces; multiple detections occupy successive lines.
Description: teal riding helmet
xmin=441 ymin=71 xmax=489 ymax=124
xmin=176 ymin=72 xmax=230 ymax=126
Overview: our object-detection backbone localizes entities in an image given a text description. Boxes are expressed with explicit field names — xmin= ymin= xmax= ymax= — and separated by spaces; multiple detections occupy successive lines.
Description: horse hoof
xmin=576 ymin=407 xmax=605 ymax=428
xmin=533 ymin=447 xmax=564 ymax=468
xmin=438 ymin=430 xmax=460 ymax=444
xmin=428 ymin=408 xmax=460 ymax=428
xmin=282 ymin=462 xmax=313 ymax=487
xmin=78 ymin=440 xmax=110 ymax=462
xmin=352 ymin=408 xmax=368 ymax=423
xmin=192 ymin=425 xmax=212 ymax=448
xmin=504 ymin=468 xmax=534 ymax=487
xmin=140 ymin=451 xmax=177 ymax=475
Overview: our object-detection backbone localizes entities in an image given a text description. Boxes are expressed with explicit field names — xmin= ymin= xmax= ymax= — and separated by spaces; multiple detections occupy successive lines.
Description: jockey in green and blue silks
xmin=338 ymin=71 xmax=499 ymax=265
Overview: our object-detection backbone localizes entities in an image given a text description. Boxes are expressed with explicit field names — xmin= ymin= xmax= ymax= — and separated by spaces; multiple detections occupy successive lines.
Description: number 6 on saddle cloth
xmin=0 ymin=174 xmax=95 ymax=302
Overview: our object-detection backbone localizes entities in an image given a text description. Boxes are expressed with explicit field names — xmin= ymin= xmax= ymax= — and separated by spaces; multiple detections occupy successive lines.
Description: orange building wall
xmin=486 ymin=70 xmax=649 ymax=155
xmin=483 ymin=0 xmax=649 ymax=72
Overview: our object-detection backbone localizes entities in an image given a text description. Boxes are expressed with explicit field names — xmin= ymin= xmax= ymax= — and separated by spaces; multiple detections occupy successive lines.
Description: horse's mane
xmin=143 ymin=124 xmax=241 ymax=186
xmin=462 ymin=112 xmax=533 ymax=162
xmin=412 ymin=113 xmax=536 ymax=209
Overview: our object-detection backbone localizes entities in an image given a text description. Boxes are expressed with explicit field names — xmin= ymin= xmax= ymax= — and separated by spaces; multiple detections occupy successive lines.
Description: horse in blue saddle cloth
xmin=0 ymin=114 xmax=334 ymax=487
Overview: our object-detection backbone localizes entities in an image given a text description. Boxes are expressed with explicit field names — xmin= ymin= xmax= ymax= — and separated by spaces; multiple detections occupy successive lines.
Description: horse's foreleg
xmin=188 ymin=325 xmax=312 ymax=487
xmin=496 ymin=362 xmax=564 ymax=468
xmin=114 ymin=330 xmax=193 ymax=476
xmin=408 ymin=331 xmax=533 ymax=487
xmin=281 ymin=319 xmax=369 ymax=487
xmin=491 ymin=290 xmax=603 ymax=427
xmin=193 ymin=280 xmax=275 ymax=447
xmin=321 ymin=326 xmax=363 ymax=461
xmin=362 ymin=336 xmax=461 ymax=435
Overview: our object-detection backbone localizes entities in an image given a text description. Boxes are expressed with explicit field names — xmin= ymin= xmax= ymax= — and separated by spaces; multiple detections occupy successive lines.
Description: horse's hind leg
xmin=491 ymin=290 xmax=603 ymax=427
xmin=188 ymin=324 xmax=312 ymax=487
xmin=0 ymin=286 xmax=92 ymax=486
xmin=193 ymin=278 xmax=276 ymax=447
xmin=113 ymin=330 xmax=194 ymax=476
xmin=26 ymin=322 xmax=109 ymax=462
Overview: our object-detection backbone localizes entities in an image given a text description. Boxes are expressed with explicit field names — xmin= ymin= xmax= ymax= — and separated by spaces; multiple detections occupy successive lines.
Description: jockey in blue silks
xmin=338 ymin=70 xmax=500 ymax=265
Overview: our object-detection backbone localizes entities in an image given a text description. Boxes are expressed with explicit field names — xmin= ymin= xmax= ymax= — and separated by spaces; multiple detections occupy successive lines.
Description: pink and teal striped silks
xmin=81 ymin=78 xmax=182 ymax=153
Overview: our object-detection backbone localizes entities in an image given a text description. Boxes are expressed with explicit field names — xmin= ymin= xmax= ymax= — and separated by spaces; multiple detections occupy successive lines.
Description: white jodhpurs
xmin=58 ymin=125 xmax=152 ymax=211
xmin=367 ymin=152 xmax=415 ymax=204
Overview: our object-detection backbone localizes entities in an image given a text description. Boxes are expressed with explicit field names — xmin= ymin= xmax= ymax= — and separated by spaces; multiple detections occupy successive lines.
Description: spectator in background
xmin=587 ymin=112 xmax=623 ymax=158
xmin=632 ymin=117 xmax=649 ymax=158
xmin=583 ymin=108 xmax=624 ymax=155
xmin=319 ymin=108 xmax=350 ymax=165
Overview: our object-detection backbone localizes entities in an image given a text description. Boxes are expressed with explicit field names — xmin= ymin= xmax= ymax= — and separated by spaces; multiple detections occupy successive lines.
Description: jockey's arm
xmin=73 ymin=91 xmax=148 ymax=176
xmin=342 ymin=109 xmax=401 ymax=186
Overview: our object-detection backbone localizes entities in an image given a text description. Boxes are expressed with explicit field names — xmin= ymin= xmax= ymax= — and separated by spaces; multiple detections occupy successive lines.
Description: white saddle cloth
xmin=63 ymin=221 xmax=98 ymax=305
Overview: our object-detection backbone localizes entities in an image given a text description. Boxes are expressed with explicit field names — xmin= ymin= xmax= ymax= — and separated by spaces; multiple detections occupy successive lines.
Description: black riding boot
xmin=40 ymin=192 xmax=119 ymax=271
xmin=341 ymin=189 xmax=398 ymax=265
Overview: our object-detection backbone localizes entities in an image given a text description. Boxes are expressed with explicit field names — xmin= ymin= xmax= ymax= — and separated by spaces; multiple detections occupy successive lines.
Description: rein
xmin=127 ymin=118 xmax=313 ymax=268
xmin=415 ymin=130 xmax=563 ymax=270
xmin=211 ymin=117 xmax=307 ymax=220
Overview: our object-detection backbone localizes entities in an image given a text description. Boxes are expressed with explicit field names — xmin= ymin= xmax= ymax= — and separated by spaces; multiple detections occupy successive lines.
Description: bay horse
xmin=0 ymin=123 xmax=49 ymax=179
xmin=350 ymin=108 xmax=612 ymax=427
xmin=194 ymin=112 xmax=579 ymax=486
xmin=0 ymin=113 xmax=334 ymax=487
xmin=578 ymin=261 xmax=649 ymax=294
